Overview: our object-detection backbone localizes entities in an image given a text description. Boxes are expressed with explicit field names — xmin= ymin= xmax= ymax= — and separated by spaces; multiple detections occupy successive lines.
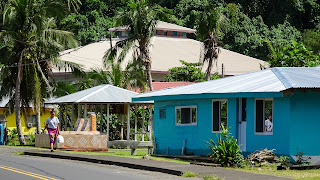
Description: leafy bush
xmin=207 ymin=126 xmax=243 ymax=167
xmin=279 ymin=156 xmax=290 ymax=167
xmin=295 ymin=152 xmax=311 ymax=165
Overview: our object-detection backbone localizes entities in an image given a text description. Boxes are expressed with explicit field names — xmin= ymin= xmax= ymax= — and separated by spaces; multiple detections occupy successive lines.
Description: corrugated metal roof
xmin=133 ymin=67 xmax=320 ymax=100
xmin=45 ymin=84 xmax=150 ymax=104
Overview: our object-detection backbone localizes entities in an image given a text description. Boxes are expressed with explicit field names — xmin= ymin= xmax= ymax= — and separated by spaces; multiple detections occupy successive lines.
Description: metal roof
xmin=45 ymin=84 xmax=152 ymax=104
xmin=133 ymin=67 xmax=320 ymax=100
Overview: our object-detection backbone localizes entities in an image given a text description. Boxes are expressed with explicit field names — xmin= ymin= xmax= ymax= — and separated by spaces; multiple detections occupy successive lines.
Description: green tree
xmin=302 ymin=29 xmax=320 ymax=54
xmin=266 ymin=41 xmax=320 ymax=67
xmin=105 ymin=0 xmax=166 ymax=91
xmin=166 ymin=60 xmax=206 ymax=82
xmin=0 ymin=0 xmax=79 ymax=144
xmin=196 ymin=4 xmax=228 ymax=81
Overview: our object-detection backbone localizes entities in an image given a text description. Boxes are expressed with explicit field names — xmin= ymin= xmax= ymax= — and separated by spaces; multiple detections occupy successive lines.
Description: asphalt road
xmin=0 ymin=153 xmax=200 ymax=180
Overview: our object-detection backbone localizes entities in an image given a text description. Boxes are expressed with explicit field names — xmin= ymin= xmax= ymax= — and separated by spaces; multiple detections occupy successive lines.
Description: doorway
xmin=238 ymin=98 xmax=246 ymax=151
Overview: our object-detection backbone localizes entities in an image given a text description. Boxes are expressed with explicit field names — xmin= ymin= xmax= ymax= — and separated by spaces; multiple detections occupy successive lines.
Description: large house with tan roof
xmin=54 ymin=21 xmax=268 ymax=82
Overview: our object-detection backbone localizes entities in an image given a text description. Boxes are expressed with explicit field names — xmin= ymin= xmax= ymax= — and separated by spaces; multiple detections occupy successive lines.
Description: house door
xmin=238 ymin=98 xmax=246 ymax=151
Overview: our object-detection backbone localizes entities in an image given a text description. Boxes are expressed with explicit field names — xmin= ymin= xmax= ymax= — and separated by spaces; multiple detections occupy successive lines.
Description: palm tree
xmin=196 ymin=5 xmax=227 ymax=81
xmin=0 ymin=0 xmax=80 ymax=144
xmin=105 ymin=0 xmax=165 ymax=91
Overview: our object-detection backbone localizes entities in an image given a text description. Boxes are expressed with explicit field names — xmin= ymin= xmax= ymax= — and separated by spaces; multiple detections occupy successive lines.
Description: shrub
xmin=207 ymin=126 xmax=243 ymax=167
xmin=279 ymin=156 xmax=290 ymax=167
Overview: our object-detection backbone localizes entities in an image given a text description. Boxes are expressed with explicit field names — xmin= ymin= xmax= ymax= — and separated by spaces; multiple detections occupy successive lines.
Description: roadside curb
xmin=24 ymin=151 xmax=183 ymax=176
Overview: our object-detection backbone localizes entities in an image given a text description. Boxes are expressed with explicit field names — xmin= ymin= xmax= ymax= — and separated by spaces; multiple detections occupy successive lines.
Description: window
xmin=176 ymin=106 xmax=197 ymax=125
xmin=255 ymin=99 xmax=273 ymax=134
xmin=212 ymin=100 xmax=228 ymax=131
xmin=159 ymin=108 xmax=166 ymax=119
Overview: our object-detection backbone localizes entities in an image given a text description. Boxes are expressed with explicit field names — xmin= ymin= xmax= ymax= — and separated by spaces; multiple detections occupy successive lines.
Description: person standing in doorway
xmin=265 ymin=115 xmax=273 ymax=132
xmin=44 ymin=109 xmax=60 ymax=152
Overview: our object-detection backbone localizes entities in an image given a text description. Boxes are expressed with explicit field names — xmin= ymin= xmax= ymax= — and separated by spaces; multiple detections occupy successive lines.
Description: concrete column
xmin=70 ymin=104 xmax=74 ymax=131
xmin=107 ymin=104 xmax=110 ymax=141
xmin=100 ymin=104 xmax=103 ymax=133
xmin=84 ymin=104 xmax=87 ymax=121
xmin=121 ymin=115 xmax=124 ymax=140
xmin=59 ymin=105 xmax=62 ymax=130
xmin=142 ymin=105 xmax=145 ymax=142
xmin=78 ymin=104 xmax=81 ymax=120
xmin=65 ymin=105 xmax=68 ymax=131
xmin=127 ymin=104 xmax=130 ymax=141
xmin=148 ymin=106 xmax=153 ymax=141
xmin=134 ymin=105 xmax=137 ymax=141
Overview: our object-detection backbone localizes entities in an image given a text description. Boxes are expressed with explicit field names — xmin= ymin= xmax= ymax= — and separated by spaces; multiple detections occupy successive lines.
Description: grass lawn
xmin=228 ymin=163 xmax=320 ymax=180
xmin=63 ymin=148 xmax=190 ymax=164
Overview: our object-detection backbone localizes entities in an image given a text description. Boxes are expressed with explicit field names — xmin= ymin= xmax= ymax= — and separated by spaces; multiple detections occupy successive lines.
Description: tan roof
xmin=56 ymin=36 xmax=269 ymax=76
xmin=108 ymin=21 xmax=196 ymax=33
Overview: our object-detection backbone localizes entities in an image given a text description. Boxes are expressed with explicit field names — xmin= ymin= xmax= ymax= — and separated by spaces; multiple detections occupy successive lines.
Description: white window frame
xmin=212 ymin=99 xmax=228 ymax=133
xmin=175 ymin=105 xmax=197 ymax=126
xmin=255 ymin=98 xmax=273 ymax=135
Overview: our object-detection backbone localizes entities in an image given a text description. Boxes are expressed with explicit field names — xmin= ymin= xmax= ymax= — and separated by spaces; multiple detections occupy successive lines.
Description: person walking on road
xmin=44 ymin=109 xmax=60 ymax=152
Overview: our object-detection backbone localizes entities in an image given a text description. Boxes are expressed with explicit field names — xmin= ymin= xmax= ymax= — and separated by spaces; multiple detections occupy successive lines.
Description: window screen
xmin=241 ymin=98 xmax=247 ymax=121
xmin=256 ymin=100 xmax=264 ymax=132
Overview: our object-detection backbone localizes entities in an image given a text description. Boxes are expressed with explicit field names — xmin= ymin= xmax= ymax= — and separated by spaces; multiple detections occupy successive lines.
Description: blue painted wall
xmin=289 ymin=90 xmax=320 ymax=156
xmin=152 ymin=90 xmax=320 ymax=156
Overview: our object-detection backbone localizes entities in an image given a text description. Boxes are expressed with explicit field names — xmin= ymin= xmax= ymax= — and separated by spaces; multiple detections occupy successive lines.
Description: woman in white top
xmin=265 ymin=115 xmax=273 ymax=132
xmin=44 ymin=109 xmax=60 ymax=152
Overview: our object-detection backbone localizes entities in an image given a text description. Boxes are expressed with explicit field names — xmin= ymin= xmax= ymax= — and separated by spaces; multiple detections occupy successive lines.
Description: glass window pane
xmin=265 ymin=101 xmax=273 ymax=120
xmin=256 ymin=100 xmax=264 ymax=132
xmin=176 ymin=109 xmax=181 ymax=124
xmin=212 ymin=101 xmax=220 ymax=131
xmin=192 ymin=108 xmax=197 ymax=123
xmin=181 ymin=108 xmax=191 ymax=124
xmin=221 ymin=101 xmax=228 ymax=129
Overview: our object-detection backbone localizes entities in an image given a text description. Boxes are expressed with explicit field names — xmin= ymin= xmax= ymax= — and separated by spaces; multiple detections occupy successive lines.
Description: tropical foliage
xmin=0 ymin=0 xmax=81 ymax=144
xmin=266 ymin=41 xmax=320 ymax=67
xmin=207 ymin=126 xmax=243 ymax=167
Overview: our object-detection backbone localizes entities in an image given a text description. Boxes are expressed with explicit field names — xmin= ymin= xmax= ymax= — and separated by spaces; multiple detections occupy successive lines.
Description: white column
xmin=78 ymin=104 xmax=81 ymax=120
xmin=148 ymin=106 xmax=153 ymax=141
xmin=134 ymin=105 xmax=137 ymax=141
xmin=142 ymin=105 xmax=145 ymax=142
xmin=70 ymin=104 xmax=74 ymax=131
xmin=121 ymin=114 xmax=124 ymax=140
xmin=100 ymin=104 xmax=103 ymax=133
xmin=59 ymin=104 xmax=62 ymax=130
xmin=106 ymin=104 xmax=110 ymax=141
xmin=84 ymin=104 xmax=87 ymax=120
xmin=127 ymin=104 xmax=130 ymax=141
xmin=65 ymin=105 xmax=68 ymax=131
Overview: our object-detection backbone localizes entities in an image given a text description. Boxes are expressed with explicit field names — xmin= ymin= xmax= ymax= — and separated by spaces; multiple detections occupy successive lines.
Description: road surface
xmin=0 ymin=153 xmax=200 ymax=180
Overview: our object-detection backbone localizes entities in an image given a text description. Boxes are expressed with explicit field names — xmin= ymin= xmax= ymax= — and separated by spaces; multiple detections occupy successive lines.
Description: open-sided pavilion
xmin=44 ymin=84 xmax=154 ymax=150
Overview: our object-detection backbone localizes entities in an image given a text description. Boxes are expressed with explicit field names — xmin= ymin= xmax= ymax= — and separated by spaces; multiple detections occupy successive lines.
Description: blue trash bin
xmin=0 ymin=124 xmax=3 ymax=145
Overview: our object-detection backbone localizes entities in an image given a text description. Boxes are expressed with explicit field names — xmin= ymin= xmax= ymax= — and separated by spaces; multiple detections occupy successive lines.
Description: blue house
xmin=133 ymin=67 xmax=320 ymax=162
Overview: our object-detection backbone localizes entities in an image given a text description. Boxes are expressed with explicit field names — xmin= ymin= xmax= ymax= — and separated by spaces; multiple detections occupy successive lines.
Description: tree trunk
xmin=205 ymin=57 xmax=214 ymax=81
xmin=146 ymin=62 xmax=154 ymax=91
xmin=15 ymin=55 xmax=25 ymax=145
xmin=36 ymin=105 xmax=41 ymax=134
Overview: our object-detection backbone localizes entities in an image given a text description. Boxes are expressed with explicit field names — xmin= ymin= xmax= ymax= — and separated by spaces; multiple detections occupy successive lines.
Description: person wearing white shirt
xmin=265 ymin=115 xmax=273 ymax=132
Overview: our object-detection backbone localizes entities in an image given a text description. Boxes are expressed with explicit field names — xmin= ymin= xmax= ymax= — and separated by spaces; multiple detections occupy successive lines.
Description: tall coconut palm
xmin=196 ymin=5 xmax=228 ymax=81
xmin=0 ymin=0 xmax=80 ymax=144
xmin=105 ymin=0 xmax=166 ymax=91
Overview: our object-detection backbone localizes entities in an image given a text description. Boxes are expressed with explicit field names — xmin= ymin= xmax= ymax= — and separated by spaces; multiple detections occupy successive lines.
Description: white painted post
xmin=70 ymin=104 xmax=74 ymax=131
xmin=134 ymin=105 xmax=137 ymax=141
xmin=65 ymin=105 xmax=68 ymax=131
xmin=100 ymin=104 xmax=103 ymax=133
xmin=127 ymin=104 xmax=130 ymax=141
xmin=121 ymin=114 xmax=124 ymax=140
xmin=59 ymin=104 xmax=62 ymax=130
xmin=84 ymin=104 xmax=87 ymax=121
xmin=148 ymin=106 xmax=153 ymax=141
xmin=107 ymin=104 xmax=110 ymax=141
xmin=78 ymin=104 xmax=81 ymax=120
xmin=142 ymin=105 xmax=145 ymax=142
